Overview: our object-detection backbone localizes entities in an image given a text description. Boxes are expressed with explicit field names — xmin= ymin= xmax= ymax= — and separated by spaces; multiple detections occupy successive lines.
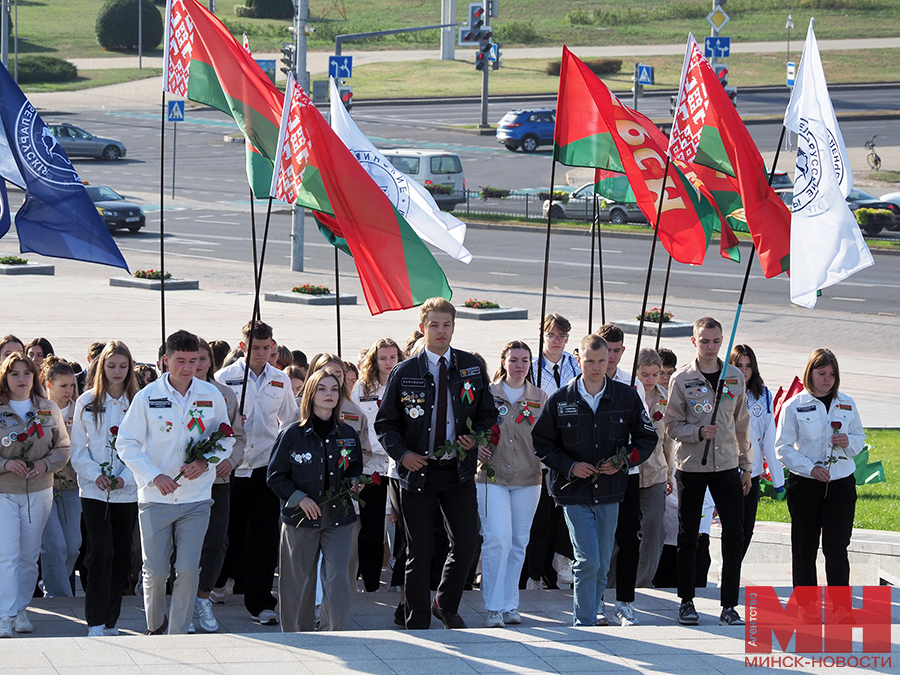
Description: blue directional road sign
xmin=329 ymin=55 xmax=353 ymax=80
xmin=637 ymin=64 xmax=654 ymax=86
xmin=488 ymin=43 xmax=498 ymax=62
xmin=167 ymin=100 xmax=185 ymax=122
xmin=704 ymin=36 xmax=731 ymax=59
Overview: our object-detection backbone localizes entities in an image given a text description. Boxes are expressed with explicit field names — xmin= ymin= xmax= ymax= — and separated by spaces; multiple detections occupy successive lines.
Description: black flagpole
xmin=629 ymin=154 xmax=672 ymax=387
xmin=239 ymin=187 xmax=261 ymax=416
xmin=588 ymin=194 xmax=597 ymax=333
xmin=700 ymin=125 xmax=787 ymax=465
xmin=159 ymin=91 xmax=166 ymax=349
xmin=597 ymin=199 xmax=606 ymax=326
xmin=654 ymin=255 xmax=673 ymax=350
xmin=536 ymin=160 xmax=558 ymax=389
xmin=251 ymin=197 xmax=274 ymax=325
xmin=334 ymin=247 xmax=342 ymax=359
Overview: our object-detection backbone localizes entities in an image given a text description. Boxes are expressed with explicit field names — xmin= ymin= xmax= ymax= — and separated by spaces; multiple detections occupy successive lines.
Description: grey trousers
xmin=636 ymin=482 xmax=667 ymax=588
xmin=278 ymin=512 xmax=355 ymax=633
xmin=138 ymin=500 xmax=212 ymax=634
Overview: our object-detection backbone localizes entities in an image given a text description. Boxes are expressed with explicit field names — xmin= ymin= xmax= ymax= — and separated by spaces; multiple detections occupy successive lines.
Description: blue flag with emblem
xmin=0 ymin=181 xmax=10 ymax=238
xmin=0 ymin=65 xmax=128 ymax=270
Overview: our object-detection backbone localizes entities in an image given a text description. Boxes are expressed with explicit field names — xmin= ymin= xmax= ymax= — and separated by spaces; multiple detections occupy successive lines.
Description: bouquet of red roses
xmin=173 ymin=422 xmax=234 ymax=483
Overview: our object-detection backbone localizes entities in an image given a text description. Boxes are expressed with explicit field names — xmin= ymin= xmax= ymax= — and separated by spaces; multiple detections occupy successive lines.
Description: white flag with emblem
xmin=783 ymin=18 xmax=873 ymax=309
xmin=327 ymin=78 xmax=472 ymax=263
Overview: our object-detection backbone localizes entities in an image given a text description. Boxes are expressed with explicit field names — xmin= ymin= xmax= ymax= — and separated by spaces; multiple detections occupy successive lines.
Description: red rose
xmin=219 ymin=422 xmax=234 ymax=436
xmin=489 ymin=424 xmax=501 ymax=447
xmin=16 ymin=433 xmax=27 ymax=442
xmin=371 ymin=471 xmax=382 ymax=486
xmin=629 ymin=448 xmax=641 ymax=465
xmin=110 ymin=426 xmax=119 ymax=435
xmin=831 ymin=421 xmax=842 ymax=432
xmin=652 ymin=411 xmax=663 ymax=421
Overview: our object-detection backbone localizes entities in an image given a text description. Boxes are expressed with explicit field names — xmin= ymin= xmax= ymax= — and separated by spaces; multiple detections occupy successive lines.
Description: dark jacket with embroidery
xmin=266 ymin=418 xmax=363 ymax=528
xmin=531 ymin=376 xmax=657 ymax=505
xmin=375 ymin=349 xmax=498 ymax=492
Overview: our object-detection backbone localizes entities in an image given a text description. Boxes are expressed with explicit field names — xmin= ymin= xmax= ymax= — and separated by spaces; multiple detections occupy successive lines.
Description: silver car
xmin=48 ymin=123 xmax=127 ymax=160
xmin=542 ymin=183 xmax=647 ymax=224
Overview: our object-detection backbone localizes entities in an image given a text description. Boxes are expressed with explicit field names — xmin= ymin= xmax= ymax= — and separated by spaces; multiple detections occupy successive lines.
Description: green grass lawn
xmin=20 ymin=68 xmax=162 ymax=93
xmin=755 ymin=429 xmax=900 ymax=532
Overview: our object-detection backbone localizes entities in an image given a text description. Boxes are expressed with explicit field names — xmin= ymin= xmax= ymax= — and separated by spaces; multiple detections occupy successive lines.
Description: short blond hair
xmin=579 ymin=334 xmax=608 ymax=355
xmin=418 ymin=297 xmax=456 ymax=324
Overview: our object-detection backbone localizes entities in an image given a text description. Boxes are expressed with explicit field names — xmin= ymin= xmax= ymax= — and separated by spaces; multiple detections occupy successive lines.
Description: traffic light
xmin=337 ymin=85 xmax=353 ymax=112
xmin=475 ymin=32 xmax=492 ymax=71
xmin=725 ymin=86 xmax=737 ymax=107
xmin=280 ymin=43 xmax=295 ymax=77
xmin=460 ymin=3 xmax=485 ymax=43
xmin=670 ymin=94 xmax=678 ymax=118
xmin=712 ymin=63 xmax=729 ymax=87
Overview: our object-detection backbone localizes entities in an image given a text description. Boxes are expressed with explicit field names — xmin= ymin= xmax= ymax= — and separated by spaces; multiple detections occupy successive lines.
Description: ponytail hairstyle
xmin=358 ymin=338 xmax=405 ymax=398
xmin=89 ymin=341 xmax=139 ymax=425
xmin=42 ymin=355 xmax=78 ymax=399
xmin=493 ymin=340 xmax=534 ymax=384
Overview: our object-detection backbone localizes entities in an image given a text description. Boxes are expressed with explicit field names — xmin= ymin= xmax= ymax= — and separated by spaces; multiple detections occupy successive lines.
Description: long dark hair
xmin=729 ymin=344 xmax=764 ymax=399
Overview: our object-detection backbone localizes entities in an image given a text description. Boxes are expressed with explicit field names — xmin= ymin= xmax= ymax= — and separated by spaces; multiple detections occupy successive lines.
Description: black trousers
xmin=356 ymin=479 xmax=388 ymax=592
xmin=399 ymin=464 xmax=479 ymax=629
xmin=388 ymin=478 xmax=407 ymax=588
xmin=199 ymin=482 xmax=231 ymax=593
xmin=81 ymin=498 xmax=138 ymax=628
xmin=676 ymin=468 xmax=744 ymax=608
xmin=741 ymin=475 xmax=761 ymax=561
xmin=612 ymin=472 xmax=641 ymax=603
xmin=786 ymin=473 xmax=856 ymax=588
xmin=523 ymin=473 xmax=573 ymax=587
xmin=216 ymin=467 xmax=280 ymax=615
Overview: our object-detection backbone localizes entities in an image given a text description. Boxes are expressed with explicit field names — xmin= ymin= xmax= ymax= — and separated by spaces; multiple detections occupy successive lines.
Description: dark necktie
xmin=554 ymin=363 xmax=561 ymax=388
xmin=434 ymin=356 xmax=448 ymax=454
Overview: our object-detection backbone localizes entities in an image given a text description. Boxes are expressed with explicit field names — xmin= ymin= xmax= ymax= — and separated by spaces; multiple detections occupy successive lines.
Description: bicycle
xmin=865 ymin=135 xmax=882 ymax=170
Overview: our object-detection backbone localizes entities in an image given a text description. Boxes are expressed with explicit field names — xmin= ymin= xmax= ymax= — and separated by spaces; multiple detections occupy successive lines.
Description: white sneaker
xmin=0 ymin=617 xmax=14 ymax=638
xmin=194 ymin=598 xmax=219 ymax=633
xmin=251 ymin=609 xmax=279 ymax=625
xmin=14 ymin=610 xmax=33 ymax=633
xmin=502 ymin=609 xmax=522 ymax=625
xmin=485 ymin=611 xmax=504 ymax=628
xmin=87 ymin=625 xmax=106 ymax=637
xmin=188 ymin=622 xmax=196 ymax=634
xmin=525 ymin=577 xmax=543 ymax=590
xmin=596 ymin=600 xmax=609 ymax=626
xmin=615 ymin=601 xmax=638 ymax=626
xmin=208 ymin=587 xmax=228 ymax=604
xmin=552 ymin=554 xmax=575 ymax=585
xmin=103 ymin=626 xmax=119 ymax=636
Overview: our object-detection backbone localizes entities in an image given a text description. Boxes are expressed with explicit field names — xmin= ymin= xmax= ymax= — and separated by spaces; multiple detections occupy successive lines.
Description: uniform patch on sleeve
xmin=459 ymin=366 xmax=481 ymax=378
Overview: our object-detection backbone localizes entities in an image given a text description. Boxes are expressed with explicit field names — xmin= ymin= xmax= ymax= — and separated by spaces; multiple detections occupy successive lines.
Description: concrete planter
xmin=456 ymin=306 xmax=528 ymax=321
xmin=266 ymin=291 xmax=358 ymax=306
xmin=110 ymin=277 xmax=200 ymax=290
xmin=617 ymin=319 xmax=693 ymax=338
xmin=0 ymin=262 xmax=55 ymax=275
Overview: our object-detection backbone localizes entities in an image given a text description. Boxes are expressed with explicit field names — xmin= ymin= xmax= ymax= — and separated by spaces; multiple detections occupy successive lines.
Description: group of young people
xmin=0 ymin=302 xmax=864 ymax=635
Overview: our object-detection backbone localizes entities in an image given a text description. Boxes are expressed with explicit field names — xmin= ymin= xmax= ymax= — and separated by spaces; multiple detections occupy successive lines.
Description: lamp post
xmin=786 ymin=13 xmax=793 ymax=63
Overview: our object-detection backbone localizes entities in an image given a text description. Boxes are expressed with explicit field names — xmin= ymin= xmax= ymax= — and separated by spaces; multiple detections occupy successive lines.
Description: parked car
xmin=86 ymin=185 xmax=146 ymax=233
xmin=47 ymin=122 xmax=127 ymax=160
xmin=876 ymin=191 xmax=900 ymax=210
xmin=770 ymin=171 xmax=793 ymax=189
xmin=845 ymin=187 xmax=900 ymax=236
xmin=496 ymin=109 xmax=555 ymax=153
xmin=381 ymin=149 xmax=466 ymax=210
xmin=542 ymin=183 xmax=647 ymax=224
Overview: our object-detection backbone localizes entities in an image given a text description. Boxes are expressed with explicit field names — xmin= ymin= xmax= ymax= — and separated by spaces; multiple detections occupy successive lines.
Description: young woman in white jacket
xmin=69 ymin=341 xmax=140 ymax=637
xmin=775 ymin=348 xmax=864 ymax=612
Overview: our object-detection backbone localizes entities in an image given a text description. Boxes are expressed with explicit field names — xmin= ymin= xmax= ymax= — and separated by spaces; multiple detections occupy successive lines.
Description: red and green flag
xmin=593 ymin=169 xmax=635 ymax=203
xmin=669 ymin=35 xmax=791 ymax=277
xmin=554 ymin=46 xmax=721 ymax=266
xmin=271 ymin=75 xmax=452 ymax=315
xmin=164 ymin=0 xmax=282 ymax=197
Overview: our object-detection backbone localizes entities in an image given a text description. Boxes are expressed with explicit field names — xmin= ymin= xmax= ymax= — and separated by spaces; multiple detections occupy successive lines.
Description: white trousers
xmin=476 ymin=482 xmax=541 ymax=612
xmin=0 ymin=488 xmax=54 ymax=617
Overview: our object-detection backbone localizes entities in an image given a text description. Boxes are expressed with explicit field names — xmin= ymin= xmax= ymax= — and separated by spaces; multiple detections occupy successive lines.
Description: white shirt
xmin=215 ymin=358 xmax=297 ymax=477
xmin=502 ymin=382 xmax=525 ymax=405
xmin=424 ymin=348 xmax=456 ymax=455
xmin=577 ymin=376 xmax=607 ymax=413
xmin=117 ymin=375 xmax=233 ymax=504
xmin=351 ymin=381 xmax=389 ymax=475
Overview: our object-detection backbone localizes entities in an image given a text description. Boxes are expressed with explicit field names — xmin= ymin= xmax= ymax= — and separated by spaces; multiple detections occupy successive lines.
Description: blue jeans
xmin=40 ymin=488 xmax=82 ymax=598
xmin=562 ymin=502 xmax=619 ymax=626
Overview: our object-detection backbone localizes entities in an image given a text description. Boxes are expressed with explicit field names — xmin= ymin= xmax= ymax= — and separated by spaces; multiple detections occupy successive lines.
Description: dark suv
xmin=496 ymin=109 xmax=555 ymax=153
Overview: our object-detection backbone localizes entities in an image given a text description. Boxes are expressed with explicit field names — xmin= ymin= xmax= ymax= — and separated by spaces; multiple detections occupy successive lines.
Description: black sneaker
xmin=393 ymin=603 xmax=406 ymax=627
xmin=678 ymin=601 xmax=699 ymax=626
xmin=719 ymin=607 xmax=744 ymax=626
xmin=431 ymin=600 xmax=467 ymax=629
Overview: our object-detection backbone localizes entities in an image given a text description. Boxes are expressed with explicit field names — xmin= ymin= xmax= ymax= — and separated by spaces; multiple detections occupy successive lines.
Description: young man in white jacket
xmin=117 ymin=330 xmax=233 ymax=635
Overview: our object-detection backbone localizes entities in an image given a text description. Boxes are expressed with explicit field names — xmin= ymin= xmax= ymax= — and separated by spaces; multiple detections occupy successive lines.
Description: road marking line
xmin=710 ymin=289 xmax=740 ymax=293
xmin=571 ymin=247 xmax=622 ymax=253
xmin=831 ymin=297 xmax=865 ymax=302
xmin=489 ymin=272 xmax=518 ymax=276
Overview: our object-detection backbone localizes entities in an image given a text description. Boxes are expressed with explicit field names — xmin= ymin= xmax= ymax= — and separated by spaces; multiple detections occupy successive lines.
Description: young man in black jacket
xmin=532 ymin=334 xmax=657 ymax=627
xmin=376 ymin=297 xmax=497 ymax=630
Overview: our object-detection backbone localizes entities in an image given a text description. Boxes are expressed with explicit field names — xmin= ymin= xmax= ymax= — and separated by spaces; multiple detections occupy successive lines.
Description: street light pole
xmin=785 ymin=13 xmax=793 ymax=64
xmin=291 ymin=0 xmax=309 ymax=272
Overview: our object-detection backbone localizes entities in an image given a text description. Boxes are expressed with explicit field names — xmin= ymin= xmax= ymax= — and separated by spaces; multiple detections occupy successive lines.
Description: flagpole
xmin=239 ymin=187 xmax=261 ymax=417
xmin=536 ymin=160 xmax=558 ymax=389
xmin=629 ymin=154 xmax=672 ymax=386
xmin=654 ymin=255 xmax=673 ymax=350
xmin=252 ymin=197 xmax=274 ymax=324
xmin=159 ymin=90 xmax=166 ymax=349
xmin=334 ymin=246 xmax=342 ymax=359
xmin=587 ymin=195 xmax=597 ymax=332
xmin=597 ymin=201 xmax=606 ymax=326
xmin=700 ymin=125 xmax=787 ymax=465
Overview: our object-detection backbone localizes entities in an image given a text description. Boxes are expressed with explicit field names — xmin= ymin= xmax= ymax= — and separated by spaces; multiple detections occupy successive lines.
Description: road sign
xmin=488 ymin=43 xmax=498 ymax=61
xmin=329 ymin=55 xmax=353 ymax=80
xmin=707 ymin=5 xmax=730 ymax=32
xmin=167 ymin=100 xmax=185 ymax=122
xmin=637 ymin=64 xmax=654 ymax=86
xmin=704 ymin=36 xmax=731 ymax=59
xmin=787 ymin=62 xmax=796 ymax=87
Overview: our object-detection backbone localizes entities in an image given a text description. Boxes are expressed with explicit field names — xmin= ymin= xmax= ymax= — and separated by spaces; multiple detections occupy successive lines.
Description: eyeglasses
xmin=544 ymin=333 xmax=568 ymax=342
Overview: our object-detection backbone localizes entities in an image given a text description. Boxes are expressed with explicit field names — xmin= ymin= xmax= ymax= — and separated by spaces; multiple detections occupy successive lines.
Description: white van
xmin=381 ymin=149 xmax=466 ymax=210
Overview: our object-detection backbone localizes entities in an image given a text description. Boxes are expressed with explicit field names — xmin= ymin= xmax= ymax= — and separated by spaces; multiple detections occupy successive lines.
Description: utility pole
xmin=440 ymin=0 xmax=456 ymax=60
xmin=1 ymin=0 xmax=8 ymax=68
xmin=479 ymin=0 xmax=489 ymax=128
xmin=291 ymin=0 xmax=309 ymax=272
xmin=138 ymin=0 xmax=143 ymax=69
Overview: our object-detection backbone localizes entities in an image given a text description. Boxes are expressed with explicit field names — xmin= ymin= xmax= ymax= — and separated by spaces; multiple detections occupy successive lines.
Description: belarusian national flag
xmin=164 ymin=0 xmax=282 ymax=197
xmin=593 ymin=169 xmax=635 ymax=203
xmin=669 ymin=34 xmax=791 ymax=277
xmin=271 ymin=75 xmax=452 ymax=315
xmin=554 ymin=46 xmax=720 ymax=266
